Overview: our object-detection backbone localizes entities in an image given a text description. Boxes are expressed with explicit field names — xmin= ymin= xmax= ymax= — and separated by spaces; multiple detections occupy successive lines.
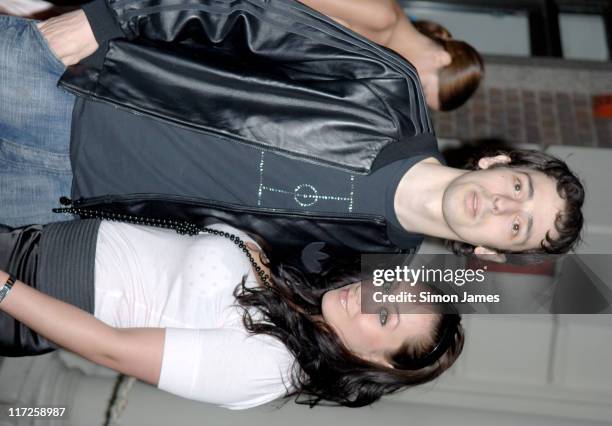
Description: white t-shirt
xmin=93 ymin=222 xmax=295 ymax=409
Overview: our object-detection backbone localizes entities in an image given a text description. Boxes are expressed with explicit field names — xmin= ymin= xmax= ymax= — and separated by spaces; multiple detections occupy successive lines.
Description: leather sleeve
xmin=99 ymin=0 xmax=431 ymax=133
xmin=67 ymin=0 xmax=433 ymax=173
xmin=93 ymin=0 xmax=404 ymax=82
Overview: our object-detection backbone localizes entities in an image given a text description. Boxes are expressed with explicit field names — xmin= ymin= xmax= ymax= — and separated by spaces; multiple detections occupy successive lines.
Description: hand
xmin=37 ymin=9 xmax=99 ymax=66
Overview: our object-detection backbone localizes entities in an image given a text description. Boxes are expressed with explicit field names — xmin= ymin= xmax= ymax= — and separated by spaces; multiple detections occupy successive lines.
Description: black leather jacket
xmin=58 ymin=0 xmax=438 ymax=274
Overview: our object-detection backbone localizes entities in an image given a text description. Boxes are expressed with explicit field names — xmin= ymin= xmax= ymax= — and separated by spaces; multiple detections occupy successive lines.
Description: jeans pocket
xmin=0 ymin=137 xmax=71 ymax=172
xmin=28 ymin=20 xmax=66 ymax=73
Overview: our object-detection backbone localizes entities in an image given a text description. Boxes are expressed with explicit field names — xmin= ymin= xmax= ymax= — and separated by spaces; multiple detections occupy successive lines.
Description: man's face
xmin=442 ymin=162 xmax=565 ymax=252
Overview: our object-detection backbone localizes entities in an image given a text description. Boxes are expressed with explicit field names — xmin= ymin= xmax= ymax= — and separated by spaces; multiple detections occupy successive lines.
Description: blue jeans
xmin=0 ymin=15 xmax=74 ymax=226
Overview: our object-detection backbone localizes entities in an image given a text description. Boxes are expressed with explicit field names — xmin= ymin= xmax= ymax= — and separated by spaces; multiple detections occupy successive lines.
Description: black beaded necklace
xmin=53 ymin=205 xmax=273 ymax=289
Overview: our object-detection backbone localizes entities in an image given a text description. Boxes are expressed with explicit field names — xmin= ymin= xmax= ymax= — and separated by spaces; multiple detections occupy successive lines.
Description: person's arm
xmin=159 ymin=327 xmax=292 ymax=409
xmin=0 ymin=271 xmax=163 ymax=385
xmin=299 ymin=0 xmax=398 ymax=33
xmin=38 ymin=0 xmax=383 ymax=66
xmin=38 ymin=0 xmax=408 ymax=78
xmin=45 ymin=0 xmax=429 ymax=160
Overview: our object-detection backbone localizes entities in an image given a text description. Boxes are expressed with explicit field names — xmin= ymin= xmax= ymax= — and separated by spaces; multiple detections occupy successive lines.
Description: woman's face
xmin=321 ymin=282 xmax=438 ymax=367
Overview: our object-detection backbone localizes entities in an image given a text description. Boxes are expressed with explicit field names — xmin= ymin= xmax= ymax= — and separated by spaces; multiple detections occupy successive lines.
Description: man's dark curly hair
xmin=446 ymin=149 xmax=585 ymax=260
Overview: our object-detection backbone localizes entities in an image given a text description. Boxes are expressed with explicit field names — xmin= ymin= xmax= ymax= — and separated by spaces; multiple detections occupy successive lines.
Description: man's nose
xmin=491 ymin=195 xmax=521 ymax=214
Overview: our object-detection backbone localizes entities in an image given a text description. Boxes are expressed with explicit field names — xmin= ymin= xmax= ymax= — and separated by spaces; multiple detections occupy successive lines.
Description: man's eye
xmin=379 ymin=308 xmax=389 ymax=326
xmin=514 ymin=181 xmax=522 ymax=192
xmin=512 ymin=222 xmax=520 ymax=234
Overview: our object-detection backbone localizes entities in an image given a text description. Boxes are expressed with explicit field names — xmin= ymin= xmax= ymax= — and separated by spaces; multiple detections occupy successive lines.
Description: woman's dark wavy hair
xmin=447 ymin=149 xmax=585 ymax=262
xmin=414 ymin=20 xmax=484 ymax=111
xmin=233 ymin=261 xmax=464 ymax=408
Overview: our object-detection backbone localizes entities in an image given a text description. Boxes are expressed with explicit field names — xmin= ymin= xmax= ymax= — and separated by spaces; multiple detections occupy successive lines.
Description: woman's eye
xmin=512 ymin=222 xmax=520 ymax=234
xmin=514 ymin=181 xmax=522 ymax=192
xmin=379 ymin=308 xmax=389 ymax=326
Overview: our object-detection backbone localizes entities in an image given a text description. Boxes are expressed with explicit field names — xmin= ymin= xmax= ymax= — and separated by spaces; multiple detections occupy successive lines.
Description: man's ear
xmin=474 ymin=246 xmax=507 ymax=263
xmin=477 ymin=155 xmax=511 ymax=170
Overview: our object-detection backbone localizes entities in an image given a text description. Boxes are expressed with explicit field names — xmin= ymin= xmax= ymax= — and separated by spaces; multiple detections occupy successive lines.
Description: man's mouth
xmin=469 ymin=191 xmax=478 ymax=217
